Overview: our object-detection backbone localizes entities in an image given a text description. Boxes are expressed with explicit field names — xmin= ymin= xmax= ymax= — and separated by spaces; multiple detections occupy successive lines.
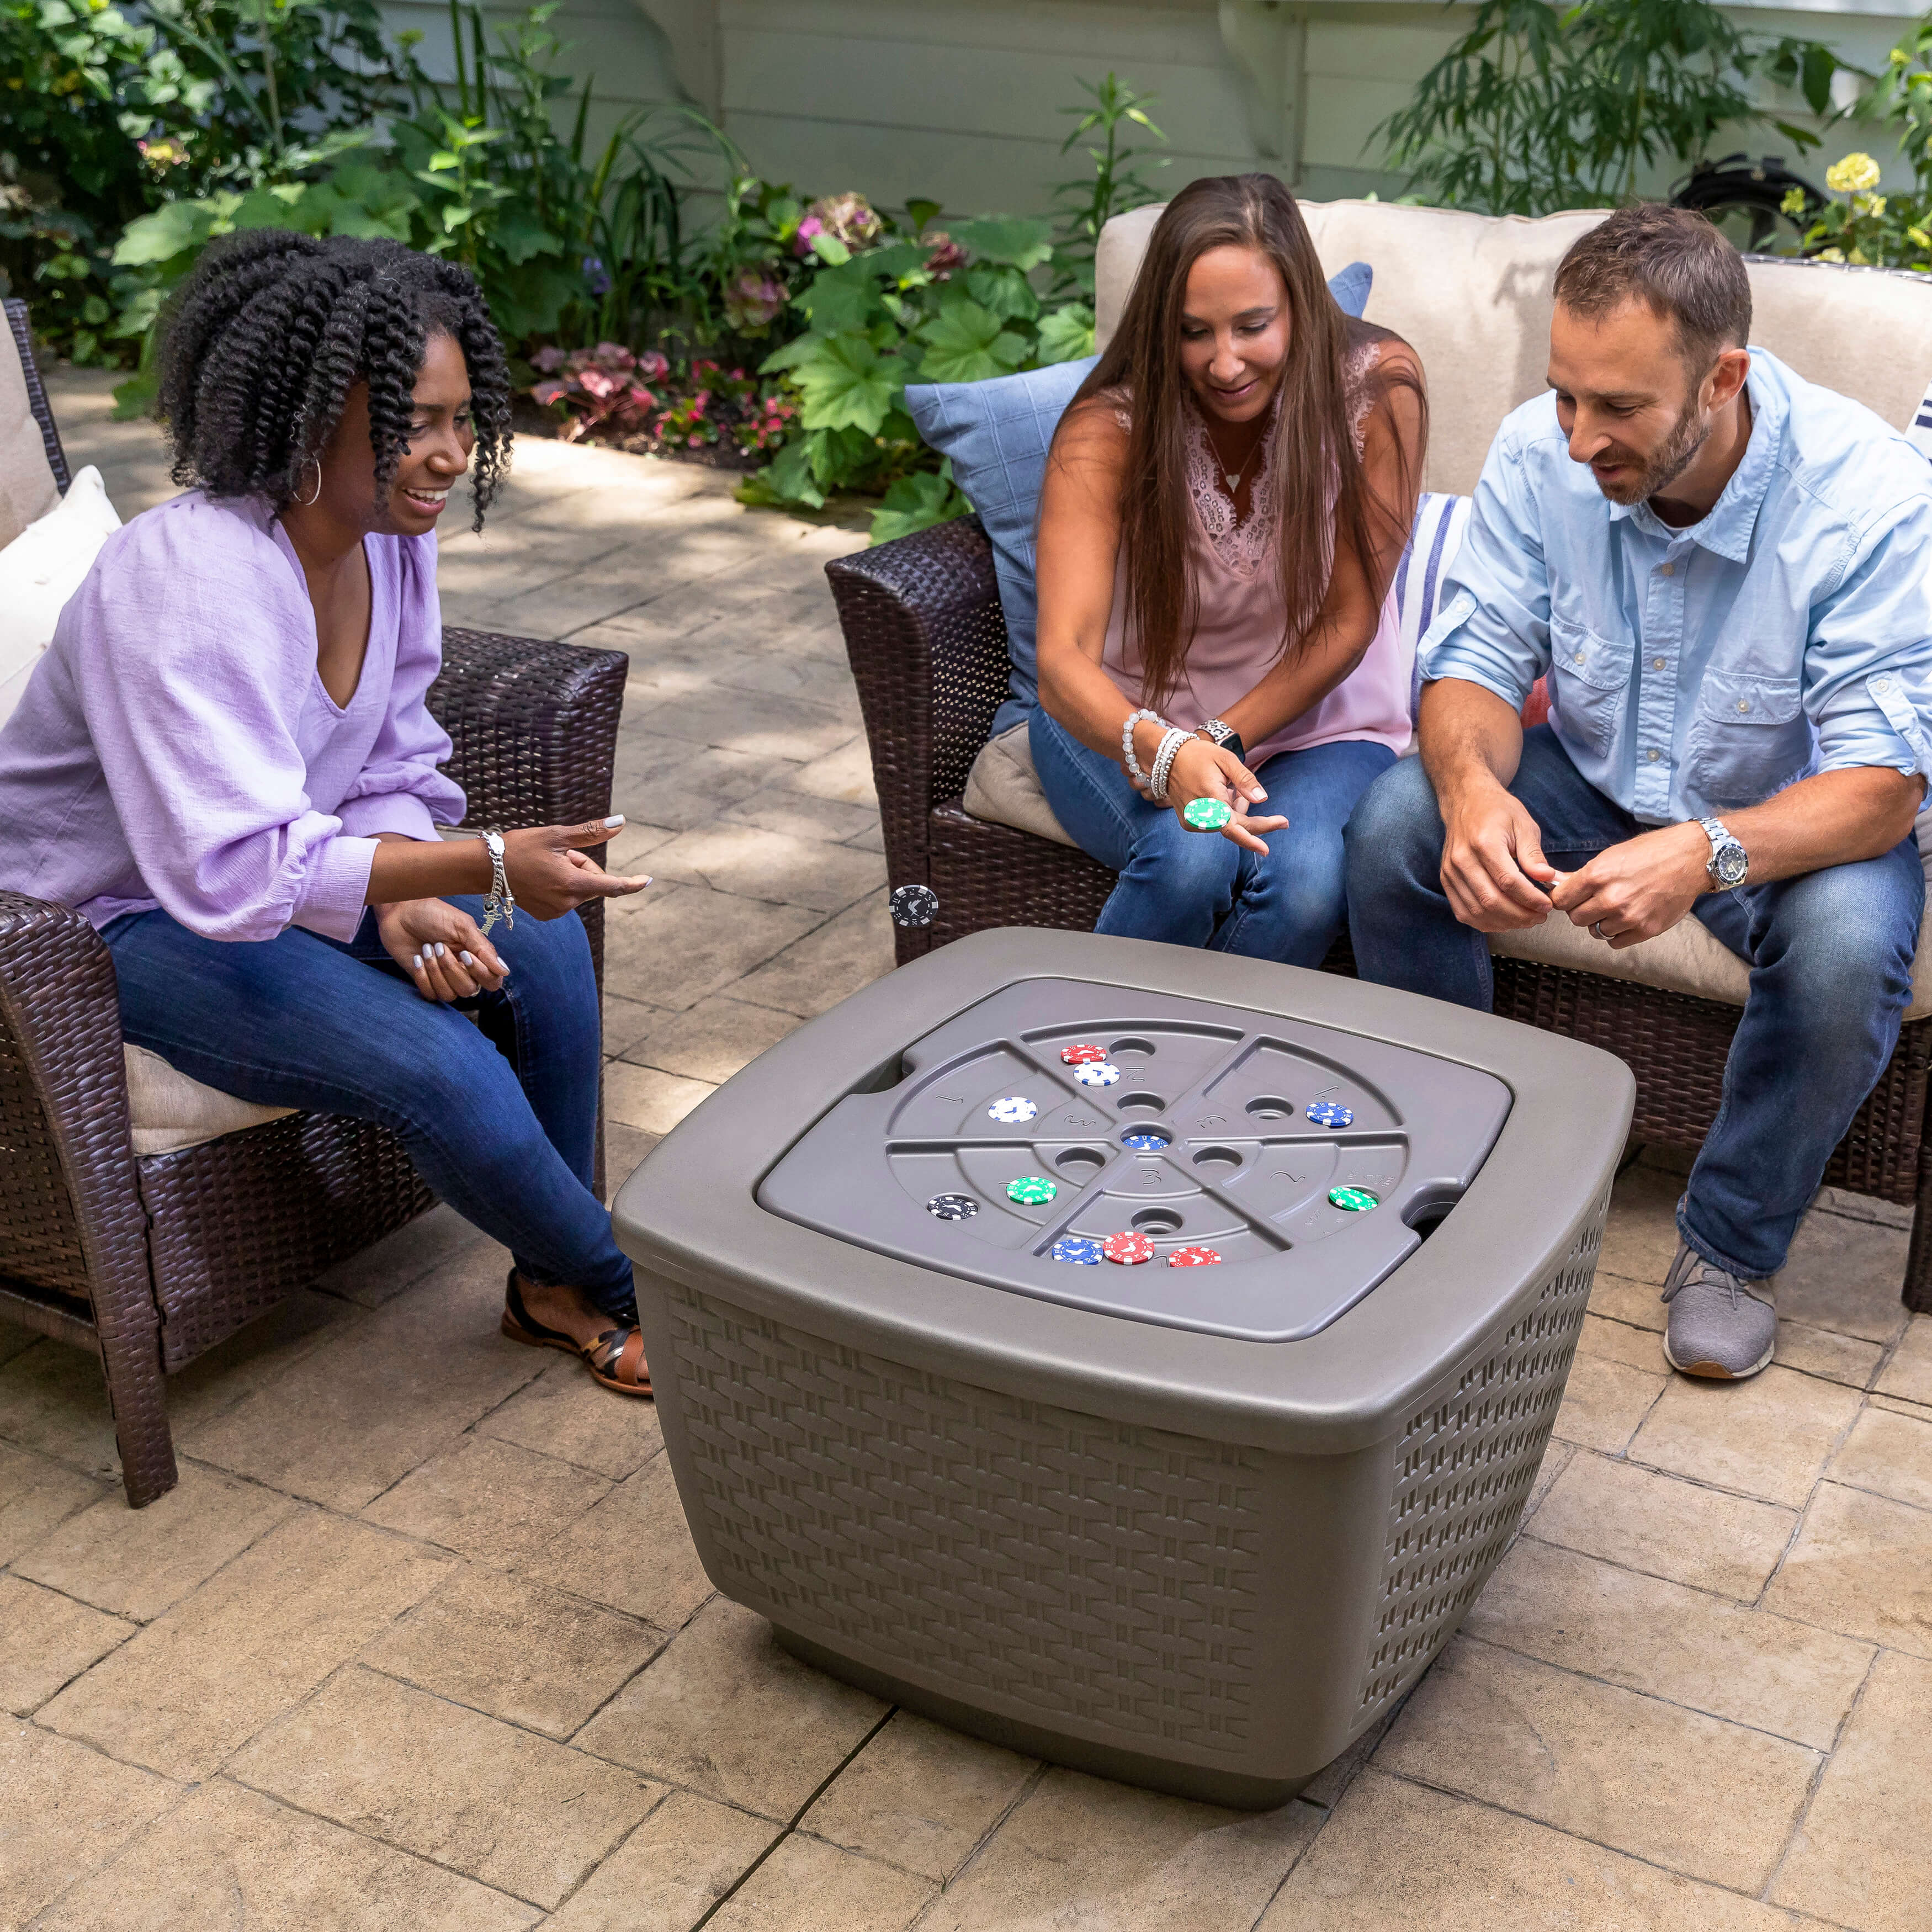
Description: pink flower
xmin=808 ymin=193 xmax=882 ymax=250
xmin=591 ymin=343 xmax=635 ymax=371
xmin=530 ymin=346 xmax=568 ymax=373
xmin=636 ymin=349 xmax=670 ymax=382
xmin=577 ymin=368 xmax=620 ymax=400
xmin=725 ymin=267 xmax=787 ymax=330
xmin=793 ymin=214 xmax=825 ymax=257
xmin=922 ymin=231 xmax=965 ymax=278
xmin=628 ymin=385 xmax=657 ymax=412
xmin=530 ymin=378 xmax=572 ymax=406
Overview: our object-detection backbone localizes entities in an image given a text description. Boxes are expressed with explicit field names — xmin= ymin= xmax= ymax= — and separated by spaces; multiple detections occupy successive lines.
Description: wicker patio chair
xmin=0 ymin=299 xmax=627 ymax=1506
xmin=826 ymin=513 xmax=1932 ymax=1314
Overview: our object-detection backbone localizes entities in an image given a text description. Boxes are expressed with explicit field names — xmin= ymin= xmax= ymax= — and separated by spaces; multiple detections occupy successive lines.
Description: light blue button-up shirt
xmin=1419 ymin=347 xmax=1932 ymax=825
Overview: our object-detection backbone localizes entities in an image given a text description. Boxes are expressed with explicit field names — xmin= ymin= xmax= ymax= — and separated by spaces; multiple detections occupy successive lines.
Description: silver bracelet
xmin=1149 ymin=726 xmax=1190 ymax=804
xmin=1121 ymin=707 xmax=1164 ymax=781
xmin=478 ymin=829 xmax=516 ymax=936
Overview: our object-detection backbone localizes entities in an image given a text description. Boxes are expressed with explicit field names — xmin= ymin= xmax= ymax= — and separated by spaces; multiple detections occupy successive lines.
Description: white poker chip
xmin=1073 ymin=1062 xmax=1121 ymax=1088
xmin=988 ymin=1095 xmax=1038 ymax=1123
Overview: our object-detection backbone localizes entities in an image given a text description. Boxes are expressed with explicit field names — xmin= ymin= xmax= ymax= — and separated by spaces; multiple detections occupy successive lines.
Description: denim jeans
xmin=104 ymin=896 xmax=637 ymax=1318
xmin=1345 ymin=725 xmax=1924 ymax=1281
xmin=1029 ymin=706 xmax=1397 ymax=966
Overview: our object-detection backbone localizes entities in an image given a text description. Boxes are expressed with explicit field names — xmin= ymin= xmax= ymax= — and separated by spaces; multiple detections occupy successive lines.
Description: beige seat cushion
xmin=1095 ymin=201 xmax=1932 ymax=495
xmin=0 ymin=319 xmax=60 ymax=552
xmin=963 ymin=721 xmax=1076 ymax=846
xmin=123 ymin=1043 xmax=294 ymax=1158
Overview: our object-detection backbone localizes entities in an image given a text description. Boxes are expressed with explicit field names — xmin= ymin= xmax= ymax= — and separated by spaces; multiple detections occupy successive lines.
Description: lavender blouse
xmin=0 ymin=490 xmax=465 ymax=941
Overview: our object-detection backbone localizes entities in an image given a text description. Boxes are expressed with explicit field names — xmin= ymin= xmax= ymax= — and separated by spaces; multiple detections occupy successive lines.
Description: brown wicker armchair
xmin=827 ymin=514 xmax=1932 ymax=1314
xmin=0 ymin=301 xmax=627 ymax=1506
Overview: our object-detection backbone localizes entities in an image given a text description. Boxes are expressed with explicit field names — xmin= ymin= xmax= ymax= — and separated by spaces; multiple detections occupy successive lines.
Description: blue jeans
xmin=104 ymin=897 xmax=636 ymax=1319
xmin=1345 ymin=726 xmax=1924 ymax=1280
xmin=1029 ymin=707 xmax=1397 ymax=966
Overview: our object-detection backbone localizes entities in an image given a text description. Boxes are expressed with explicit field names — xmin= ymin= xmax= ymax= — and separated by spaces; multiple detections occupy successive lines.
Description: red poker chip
xmin=1102 ymin=1231 xmax=1156 ymax=1265
xmin=1060 ymin=1043 xmax=1108 ymax=1065
xmin=1168 ymin=1246 xmax=1223 ymax=1267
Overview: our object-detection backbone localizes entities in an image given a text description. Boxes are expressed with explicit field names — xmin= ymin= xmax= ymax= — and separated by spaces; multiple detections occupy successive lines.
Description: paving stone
xmin=360 ymin=1564 xmax=665 ymax=1738
xmin=0 ymin=1339 xmax=123 ymax=1479
xmin=612 ymin=742 xmax=785 ymax=834
xmin=0 ymin=1441 xmax=102 ymax=1564
xmin=922 ymin=1765 xmax=1321 ymax=1932
xmin=38 ymin=1510 xmax=449 ymax=1780
xmin=713 ymin=640 xmax=867 ymax=717
xmin=1775 ymin=1318 xmax=1885 ymax=1388
xmin=544 ymin=1790 xmax=780 ymax=1932
xmin=1549 ymin=1349 xmax=1666 ymax=1453
xmin=1772 ymin=1648 xmax=1932 ymax=1932
xmin=721 ymin=782 xmax=882 ymax=846
xmin=646 ymin=822 xmax=884 ymax=914
xmin=1530 ymin=1450 xmax=1797 ymax=1598
xmin=1587 ymin=1268 xmax=1666 ymax=1333
xmin=230 ymin=1666 xmax=656 ymax=1909
xmin=1259 ymin=1768 xmax=1802 ymax=1931
xmin=1574 ymin=1312 xmax=1664 ymax=1371
xmin=644 ymin=686 xmax=857 ymax=763
xmin=1774 ymin=1208 xmax=1912 ymax=1344
xmin=1825 ymin=1399 xmax=1932 ymax=1511
xmin=802 ymin=1708 xmax=1036 ymax=1882
xmin=0 ymin=1718 xmax=177 ymax=1928
xmin=477 ymin=1354 xmax=665 ymax=1479
xmin=730 ymin=893 xmax=895 ymax=1019
xmin=1469 ymin=1537 xmax=1871 ymax=1748
xmin=845 ymin=820 xmax=887 ymax=853
xmin=361 ymin=1435 xmax=612 ymax=1566
xmin=1378 ymin=1638 xmax=1817 ymax=1888
xmin=31 ymin=1778 xmax=539 ymax=1932
xmin=13 ymin=1460 xmax=294 ymax=1622
xmin=310 ymin=1203 xmax=489 ymax=1309
xmin=1627 ymin=1363 xmax=1862 ymax=1508
xmin=604 ymin=1122 xmax=660 ymax=1201
xmin=781 ymin=734 xmax=879 ymax=808
xmin=602 ymin=991 xmax=664 ymax=1058
xmin=1518 ymin=1437 xmax=1574 ymax=1525
xmin=1598 ymin=1163 xmax=1682 ymax=1286
xmin=1298 ymin=1705 xmax=1403 ymax=1810
xmin=709 ymin=1831 xmax=933 ymax=1932
xmin=161 ymin=1287 xmax=359 ymax=1436
xmin=522 ymin=1448 xmax=714 ymax=1628
xmin=602 ymin=879 xmax=819 ymax=1011
xmin=1764 ymin=1479 xmax=1932 ymax=1657
xmin=604 ymin=1060 xmax=718 ymax=1136
xmin=575 ymin=1596 xmax=884 ymax=1819
xmin=1877 ymin=1312 xmax=1932 ymax=1406
xmin=0 ymin=1575 xmax=133 ymax=1716
xmin=1812 ymin=1185 xmax=1913 ymax=1230
xmin=0 ymin=1317 xmax=39 ymax=1367
xmin=618 ymin=994 xmax=803 ymax=1084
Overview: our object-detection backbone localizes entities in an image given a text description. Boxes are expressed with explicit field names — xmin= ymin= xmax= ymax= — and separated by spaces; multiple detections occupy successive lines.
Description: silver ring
xmin=1591 ymin=920 xmax=1607 ymax=940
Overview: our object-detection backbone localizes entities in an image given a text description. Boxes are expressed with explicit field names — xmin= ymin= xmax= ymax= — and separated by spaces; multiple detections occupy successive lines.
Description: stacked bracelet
xmin=479 ymin=829 xmax=516 ymax=936
xmin=1121 ymin=707 xmax=1164 ymax=782
xmin=1148 ymin=726 xmax=1190 ymax=804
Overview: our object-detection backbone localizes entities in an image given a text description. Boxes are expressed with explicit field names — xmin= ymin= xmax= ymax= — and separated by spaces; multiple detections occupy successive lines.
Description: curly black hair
xmin=156 ymin=230 xmax=512 ymax=530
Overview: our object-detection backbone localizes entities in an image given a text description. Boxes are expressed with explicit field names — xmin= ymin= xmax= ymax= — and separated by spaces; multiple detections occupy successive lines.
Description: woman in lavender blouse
xmin=0 ymin=232 xmax=657 ymax=1395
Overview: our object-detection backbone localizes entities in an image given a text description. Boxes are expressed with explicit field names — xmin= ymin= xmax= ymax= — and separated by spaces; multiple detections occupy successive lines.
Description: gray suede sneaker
xmin=1660 ymin=1242 xmax=1776 ymax=1380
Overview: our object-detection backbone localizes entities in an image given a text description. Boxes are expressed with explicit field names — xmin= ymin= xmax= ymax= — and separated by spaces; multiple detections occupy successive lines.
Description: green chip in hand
xmin=1183 ymin=797 xmax=1233 ymax=832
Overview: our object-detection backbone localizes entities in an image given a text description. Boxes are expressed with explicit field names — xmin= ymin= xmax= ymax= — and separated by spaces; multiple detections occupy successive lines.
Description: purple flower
xmin=530 ymin=345 xmax=568 ymax=373
xmin=808 ymin=193 xmax=882 ymax=249
xmin=793 ymin=214 xmax=825 ymax=258
xmin=922 ymin=230 xmax=965 ymax=278
xmin=725 ymin=267 xmax=787 ymax=330
xmin=582 ymin=254 xmax=612 ymax=296
xmin=636 ymin=349 xmax=670 ymax=382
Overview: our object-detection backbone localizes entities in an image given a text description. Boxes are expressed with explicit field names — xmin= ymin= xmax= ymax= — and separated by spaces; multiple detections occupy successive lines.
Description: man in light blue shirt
xmin=1347 ymin=205 xmax=1931 ymax=1382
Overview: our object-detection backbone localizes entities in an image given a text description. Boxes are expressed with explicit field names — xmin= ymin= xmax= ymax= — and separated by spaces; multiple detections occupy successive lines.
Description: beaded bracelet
xmin=1148 ymin=726 xmax=1190 ymax=804
xmin=1121 ymin=707 xmax=1165 ymax=782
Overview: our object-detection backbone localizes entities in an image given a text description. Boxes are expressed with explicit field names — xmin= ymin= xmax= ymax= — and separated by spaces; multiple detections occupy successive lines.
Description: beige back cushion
xmin=1094 ymin=200 xmax=1932 ymax=495
xmin=0 ymin=319 xmax=60 ymax=551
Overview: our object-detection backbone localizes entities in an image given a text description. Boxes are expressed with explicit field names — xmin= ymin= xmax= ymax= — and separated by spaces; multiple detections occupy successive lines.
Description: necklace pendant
xmin=1225 ymin=473 xmax=1241 ymax=492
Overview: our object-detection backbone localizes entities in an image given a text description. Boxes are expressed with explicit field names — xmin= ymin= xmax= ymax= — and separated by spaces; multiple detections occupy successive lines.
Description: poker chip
xmin=1050 ymin=1235 xmax=1104 ymax=1265
xmin=1182 ymin=797 xmax=1233 ymax=832
xmin=1305 ymin=1101 xmax=1354 ymax=1129
xmin=1169 ymin=1245 xmax=1223 ymax=1267
xmin=1102 ymin=1230 xmax=1156 ymax=1266
xmin=1329 ymin=1186 xmax=1379 ymax=1212
xmin=926 ymin=1193 xmax=978 ymax=1220
xmin=1060 ymin=1043 xmax=1108 ymax=1065
xmin=1073 ymin=1062 xmax=1121 ymax=1088
xmin=888 ymin=883 xmax=940 ymax=928
xmin=988 ymin=1095 xmax=1038 ymax=1123
xmin=1122 ymin=1129 xmax=1171 ymax=1151
xmin=1007 ymin=1175 xmax=1057 ymax=1206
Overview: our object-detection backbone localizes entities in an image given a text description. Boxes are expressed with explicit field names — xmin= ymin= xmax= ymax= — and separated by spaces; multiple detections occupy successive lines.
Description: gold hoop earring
xmin=296 ymin=457 xmax=322 ymax=507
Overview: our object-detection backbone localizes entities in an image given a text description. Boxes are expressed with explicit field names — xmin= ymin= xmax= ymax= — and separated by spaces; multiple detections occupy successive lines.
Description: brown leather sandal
xmin=501 ymin=1269 xmax=652 ymax=1397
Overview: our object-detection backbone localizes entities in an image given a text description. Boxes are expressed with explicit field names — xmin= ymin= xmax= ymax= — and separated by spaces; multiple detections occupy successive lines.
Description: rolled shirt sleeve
xmin=1417 ymin=421 xmax=1552 ymax=714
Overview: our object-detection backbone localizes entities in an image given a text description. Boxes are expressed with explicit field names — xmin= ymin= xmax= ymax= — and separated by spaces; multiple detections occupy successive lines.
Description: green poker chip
xmin=1183 ymin=797 xmax=1233 ymax=832
xmin=1007 ymin=1175 xmax=1057 ymax=1206
xmin=1329 ymin=1186 xmax=1379 ymax=1213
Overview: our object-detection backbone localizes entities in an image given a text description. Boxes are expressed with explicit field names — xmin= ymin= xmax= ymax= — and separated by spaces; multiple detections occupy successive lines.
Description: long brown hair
xmin=1063 ymin=174 xmax=1423 ymax=710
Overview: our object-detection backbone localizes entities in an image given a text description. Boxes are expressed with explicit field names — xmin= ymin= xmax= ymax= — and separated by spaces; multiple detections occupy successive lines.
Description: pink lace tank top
xmin=1098 ymin=347 xmax=1412 ymax=765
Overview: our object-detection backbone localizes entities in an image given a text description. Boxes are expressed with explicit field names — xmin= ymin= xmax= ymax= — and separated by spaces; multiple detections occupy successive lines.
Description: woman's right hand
xmin=1164 ymin=738 xmax=1287 ymax=855
xmin=502 ymin=820 xmax=653 ymax=918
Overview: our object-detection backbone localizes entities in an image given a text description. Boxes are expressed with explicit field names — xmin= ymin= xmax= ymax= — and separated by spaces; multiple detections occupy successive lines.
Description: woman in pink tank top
xmin=1032 ymin=174 xmax=1425 ymax=964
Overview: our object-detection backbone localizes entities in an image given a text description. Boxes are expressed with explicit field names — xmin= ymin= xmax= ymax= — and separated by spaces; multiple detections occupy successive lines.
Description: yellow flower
xmin=1780 ymin=186 xmax=1806 ymax=217
xmin=1856 ymin=192 xmax=1888 ymax=218
xmin=1820 ymin=247 xmax=1846 ymax=263
xmin=1827 ymin=152 xmax=1883 ymax=193
xmin=1850 ymin=247 xmax=1871 ymax=265
xmin=1910 ymin=226 xmax=1931 ymax=249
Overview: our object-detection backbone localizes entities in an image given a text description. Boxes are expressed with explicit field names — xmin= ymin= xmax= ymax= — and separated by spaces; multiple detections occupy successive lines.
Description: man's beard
xmin=1591 ymin=392 xmax=1710 ymax=507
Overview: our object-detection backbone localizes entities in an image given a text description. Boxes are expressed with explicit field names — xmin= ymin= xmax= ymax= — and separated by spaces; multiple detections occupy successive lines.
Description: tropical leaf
xmin=948 ymin=216 xmax=1054 ymax=272
xmin=967 ymin=264 xmax=1040 ymax=323
xmin=793 ymin=258 xmax=881 ymax=334
xmin=1036 ymin=302 xmax=1096 ymax=364
xmin=915 ymin=298 xmax=1029 ymax=383
xmin=788 ymin=333 xmax=905 ymax=434
xmin=869 ymin=463 xmax=972 ymax=545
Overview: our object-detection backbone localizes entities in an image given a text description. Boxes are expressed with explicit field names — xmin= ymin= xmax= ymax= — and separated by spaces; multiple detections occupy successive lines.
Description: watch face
xmin=1716 ymin=843 xmax=1748 ymax=886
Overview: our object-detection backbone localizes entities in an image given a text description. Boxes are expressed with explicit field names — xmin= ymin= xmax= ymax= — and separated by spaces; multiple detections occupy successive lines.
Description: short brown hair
xmin=1553 ymin=204 xmax=1750 ymax=369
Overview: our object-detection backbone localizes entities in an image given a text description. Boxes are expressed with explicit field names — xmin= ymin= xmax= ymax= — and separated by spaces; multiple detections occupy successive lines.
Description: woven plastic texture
xmin=666 ymin=1283 xmax=1268 ymax=1757
xmin=1358 ymin=1188 xmax=1608 ymax=1717
xmin=4 ymin=298 xmax=71 ymax=491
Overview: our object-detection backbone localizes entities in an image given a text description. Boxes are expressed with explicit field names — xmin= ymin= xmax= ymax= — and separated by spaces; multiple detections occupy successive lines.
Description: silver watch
xmin=1698 ymin=816 xmax=1748 ymax=889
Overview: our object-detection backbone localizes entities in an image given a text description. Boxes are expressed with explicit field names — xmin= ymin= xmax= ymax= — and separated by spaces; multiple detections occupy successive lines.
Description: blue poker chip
xmin=1050 ymin=1235 xmax=1105 ymax=1265
xmin=1305 ymin=1101 xmax=1354 ymax=1129
xmin=1122 ymin=1129 xmax=1170 ymax=1151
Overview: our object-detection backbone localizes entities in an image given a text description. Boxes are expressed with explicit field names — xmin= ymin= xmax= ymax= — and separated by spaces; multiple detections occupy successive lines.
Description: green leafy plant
xmin=1049 ymin=72 xmax=1167 ymax=307
xmin=1377 ymin=0 xmax=1849 ymax=216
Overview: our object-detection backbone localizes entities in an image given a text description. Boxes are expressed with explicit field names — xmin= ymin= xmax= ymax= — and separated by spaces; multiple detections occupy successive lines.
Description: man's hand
xmin=1549 ymin=821 xmax=1709 ymax=948
xmin=1438 ymin=777 xmax=1559 ymax=931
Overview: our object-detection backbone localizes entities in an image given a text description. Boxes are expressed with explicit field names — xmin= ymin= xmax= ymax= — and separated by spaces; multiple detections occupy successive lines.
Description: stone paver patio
xmin=3 ymin=370 xmax=1931 ymax=1930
